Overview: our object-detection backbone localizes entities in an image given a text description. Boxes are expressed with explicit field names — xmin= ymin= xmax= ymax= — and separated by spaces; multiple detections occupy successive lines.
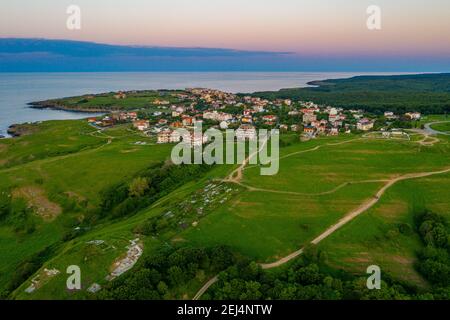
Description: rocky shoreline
xmin=7 ymin=124 xmax=26 ymax=137
xmin=28 ymin=101 xmax=109 ymax=113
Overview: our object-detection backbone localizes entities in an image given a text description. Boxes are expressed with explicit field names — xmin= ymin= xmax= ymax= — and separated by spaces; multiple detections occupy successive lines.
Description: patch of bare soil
xmin=120 ymin=148 xmax=139 ymax=153
xmin=13 ymin=186 xmax=62 ymax=220
xmin=106 ymin=239 xmax=143 ymax=281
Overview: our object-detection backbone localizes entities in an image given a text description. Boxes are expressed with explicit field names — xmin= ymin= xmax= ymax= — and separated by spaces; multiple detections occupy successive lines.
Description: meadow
xmin=31 ymin=90 xmax=183 ymax=112
xmin=0 ymin=120 xmax=173 ymax=293
xmin=1 ymin=119 xmax=449 ymax=299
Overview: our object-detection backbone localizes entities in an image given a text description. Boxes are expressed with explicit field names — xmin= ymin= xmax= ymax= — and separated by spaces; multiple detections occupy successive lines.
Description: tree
xmin=128 ymin=177 xmax=149 ymax=197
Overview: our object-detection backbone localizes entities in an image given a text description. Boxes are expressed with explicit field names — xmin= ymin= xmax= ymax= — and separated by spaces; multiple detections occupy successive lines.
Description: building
xmin=303 ymin=112 xmax=317 ymax=124
xmin=170 ymin=121 xmax=183 ymax=128
xmin=357 ymin=118 xmax=374 ymax=131
xmin=203 ymin=111 xmax=233 ymax=122
xmin=236 ymin=124 xmax=257 ymax=140
xmin=182 ymin=116 xmax=194 ymax=126
xmin=304 ymin=126 xmax=315 ymax=134
xmin=384 ymin=111 xmax=397 ymax=120
xmin=262 ymin=115 xmax=277 ymax=123
xmin=329 ymin=127 xmax=339 ymax=136
xmin=241 ymin=116 xmax=253 ymax=124
xmin=157 ymin=129 xmax=172 ymax=144
xmin=219 ymin=121 xmax=229 ymax=130
xmin=133 ymin=120 xmax=150 ymax=131
xmin=114 ymin=91 xmax=127 ymax=99
xmin=405 ymin=112 xmax=421 ymax=120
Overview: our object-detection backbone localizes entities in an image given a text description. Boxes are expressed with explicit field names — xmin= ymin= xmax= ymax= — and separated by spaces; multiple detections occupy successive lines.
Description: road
xmin=193 ymin=123 xmax=450 ymax=299
xmin=194 ymin=167 xmax=450 ymax=298
xmin=424 ymin=120 xmax=450 ymax=136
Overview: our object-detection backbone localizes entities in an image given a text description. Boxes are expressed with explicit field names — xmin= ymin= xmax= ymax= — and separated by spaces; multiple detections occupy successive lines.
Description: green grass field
xmin=1 ymin=118 xmax=449 ymax=299
xmin=430 ymin=122 xmax=450 ymax=133
xmin=33 ymin=90 xmax=183 ymax=111
xmin=0 ymin=120 xmax=174 ymax=293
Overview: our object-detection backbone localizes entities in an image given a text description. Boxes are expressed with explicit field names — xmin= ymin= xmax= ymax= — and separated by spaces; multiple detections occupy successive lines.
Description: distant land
xmin=1 ymin=38 xmax=450 ymax=72
xmin=29 ymin=73 xmax=450 ymax=115
xmin=252 ymin=73 xmax=450 ymax=115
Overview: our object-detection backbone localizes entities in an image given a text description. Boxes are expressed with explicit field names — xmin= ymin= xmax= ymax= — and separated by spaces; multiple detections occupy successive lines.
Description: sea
xmin=0 ymin=72 xmax=407 ymax=137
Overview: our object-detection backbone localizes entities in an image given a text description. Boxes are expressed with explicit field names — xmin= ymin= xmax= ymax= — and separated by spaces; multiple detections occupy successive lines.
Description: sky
xmin=1 ymin=1 xmax=450 ymax=71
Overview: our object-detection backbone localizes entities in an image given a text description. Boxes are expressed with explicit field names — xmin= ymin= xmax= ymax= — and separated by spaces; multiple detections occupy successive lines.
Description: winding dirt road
xmin=193 ymin=167 xmax=450 ymax=298
xmin=192 ymin=127 xmax=450 ymax=299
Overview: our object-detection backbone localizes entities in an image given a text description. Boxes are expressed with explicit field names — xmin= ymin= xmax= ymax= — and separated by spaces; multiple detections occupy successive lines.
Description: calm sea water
xmin=0 ymin=72 xmax=406 ymax=136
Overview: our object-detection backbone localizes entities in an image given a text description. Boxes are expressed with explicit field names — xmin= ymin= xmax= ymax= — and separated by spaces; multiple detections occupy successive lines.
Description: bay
xmin=0 ymin=72 xmax=407 ymax=137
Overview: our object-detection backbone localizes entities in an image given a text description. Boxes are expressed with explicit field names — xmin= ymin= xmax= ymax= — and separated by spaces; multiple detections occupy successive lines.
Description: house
xmin=153 ymin=99 xmax=170 ymax=105
xmin=203 ymin=111 xmax=233 ymax=122
xmin=157 ymin=130 xmax=172 ymax=144
xmin=303 ymin=126 xmax=315 ymax=134
xmin=317 ymin=126 xmax=326 ymax=133
xmin=328 ymin=114 xmax=338 ymax=123
xmin=357 ymin=118 xmax=374 ymax=131
xmin=114 ymin=91 xmax=127 ymax=99
xmin=291 ymin=124 xmax=301 ymax=132
xmin=241 ymin=116 xmax=253 ymax=124
xmin=303 ymin=113 xmax=317 ymax=124
xmin=384 ymin=111 xmax=397 ymax=120
xmin=158 ymin=119 xmax=168 ymax=125
xmin=252 ymin=105 xmax=265 ymax=113
xmin=329 ymin=127 xmax=339 ymax=136
xmin=163 ymin=130 xmax=207 ymax=147
xmin=126 ymin=112 xmax=138 ymax=120
xmin=405 ymin=112 xmax=421 ymax=120
xmin=87 ymin=118 xmax=97 ymax=123
xmin=219 ymin=121 xmax=229 ymax=130
xmin=262 ymin=115 xmax=277 ymax=123
xmin=279 ymin=124 xmax=288 ymax=132
xmin=182 ymin=115 xmax=194 ymax=126
xmin=99 ymin=116 xmax=114 ymax=127
xmin=236 ymin=125 xmax=257 ymax=140
xmin=133 ymin=120 xmax=150 ymax=131
xmin=170 ymin=121 xmax=183 ymax=128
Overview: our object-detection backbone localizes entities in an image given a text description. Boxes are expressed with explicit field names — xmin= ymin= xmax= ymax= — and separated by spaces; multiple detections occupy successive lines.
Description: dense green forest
xmin=252 ymin=73 xmax=450 ymax=115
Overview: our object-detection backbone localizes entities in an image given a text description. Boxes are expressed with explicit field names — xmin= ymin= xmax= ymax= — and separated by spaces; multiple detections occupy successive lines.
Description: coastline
xmin=28 ymin=102 xmax=110 ymax=113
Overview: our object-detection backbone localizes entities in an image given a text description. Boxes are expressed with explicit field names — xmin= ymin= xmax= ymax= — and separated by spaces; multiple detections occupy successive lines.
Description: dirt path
xmin=194 ymin=167 xmax=450 ymax=299
xmin=223 ymin=134 xmax=271 ymax=183
xmin=260 ymin=167 xmax=450 ymax=269
xmin=193 ymin=276 xmax=218 ymax=300
xmin=235 ymin=179 xmax=388 ymax=196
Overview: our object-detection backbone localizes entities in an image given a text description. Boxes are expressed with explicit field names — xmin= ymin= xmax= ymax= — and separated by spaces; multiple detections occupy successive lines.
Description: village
xmin=86 ymin=88 xmax=422 ymax=146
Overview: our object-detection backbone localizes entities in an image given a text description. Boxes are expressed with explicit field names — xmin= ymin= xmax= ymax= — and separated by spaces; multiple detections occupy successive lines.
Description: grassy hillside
xmin=252 ymin=73 xmax=450 ymax=115
xmin=29 ymin=90 xmax=182 ymax=112
xmin=1 ymin=118 xmax=449 ymax=300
